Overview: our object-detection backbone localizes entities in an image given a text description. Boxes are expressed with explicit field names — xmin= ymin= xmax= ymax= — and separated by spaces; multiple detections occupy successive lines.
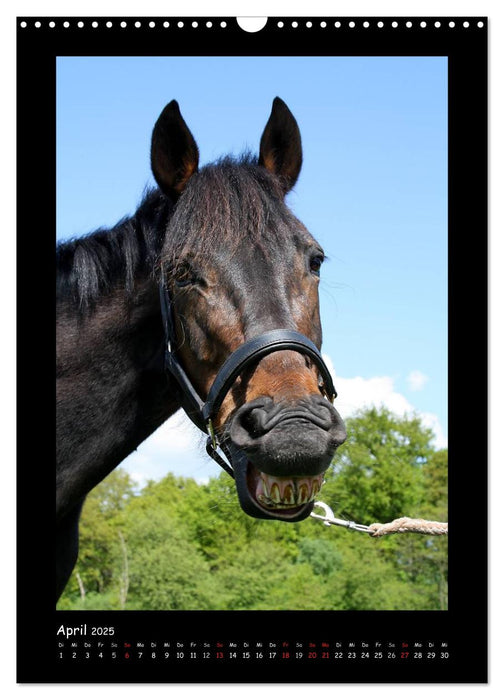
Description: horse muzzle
xmin=226 ymin=395 xmax=347 ymax=521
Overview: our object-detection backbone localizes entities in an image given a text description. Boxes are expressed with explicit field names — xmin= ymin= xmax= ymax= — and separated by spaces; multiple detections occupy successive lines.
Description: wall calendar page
xmin=17 ymin=15 xmax=487 ymax=685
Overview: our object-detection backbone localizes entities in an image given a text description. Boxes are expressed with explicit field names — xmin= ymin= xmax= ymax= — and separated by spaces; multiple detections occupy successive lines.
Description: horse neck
xmin=56 ymin=277 xmax=180 ymax=518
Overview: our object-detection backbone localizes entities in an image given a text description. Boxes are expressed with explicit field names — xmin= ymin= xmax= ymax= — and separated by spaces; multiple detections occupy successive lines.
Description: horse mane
xmin=56 ymin=154 xmax=299 ymax=309
xmin=56 ymin=189 xmax=171 ymax=309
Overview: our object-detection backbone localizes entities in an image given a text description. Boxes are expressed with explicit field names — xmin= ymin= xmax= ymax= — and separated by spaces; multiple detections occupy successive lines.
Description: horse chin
xmin=227 ymin=443 xmax=319 ymax=522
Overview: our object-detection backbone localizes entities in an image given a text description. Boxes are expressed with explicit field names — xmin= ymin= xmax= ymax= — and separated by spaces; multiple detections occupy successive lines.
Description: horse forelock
xmin=161 ymin=154 xmax=302 ymax=274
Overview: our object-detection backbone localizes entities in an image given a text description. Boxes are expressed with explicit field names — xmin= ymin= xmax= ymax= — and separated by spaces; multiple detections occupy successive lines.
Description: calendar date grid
xmin=56 ymin=637 xmax=451 ymax=664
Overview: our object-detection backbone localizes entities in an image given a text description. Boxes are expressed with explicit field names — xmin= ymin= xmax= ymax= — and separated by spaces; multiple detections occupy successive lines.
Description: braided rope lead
xmin=367 ymin=517 xmax=448 ymax=538
xmin=310 ymin=502 xmax=448 ymax=537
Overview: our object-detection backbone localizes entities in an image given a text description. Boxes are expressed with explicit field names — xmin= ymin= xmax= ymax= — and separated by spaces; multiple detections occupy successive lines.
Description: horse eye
xmin=175 ymin=263 xmax=197 ymax=288
xmin=175 ymin=277 xmax=193 ymax=288
xmin=310 ymin=255 xmax=323 ymax=276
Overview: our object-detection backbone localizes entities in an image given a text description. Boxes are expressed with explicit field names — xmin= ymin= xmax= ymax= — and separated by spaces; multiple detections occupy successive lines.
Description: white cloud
xmin=407 ymin=370 xmax=429 ymax=391
xmin=141 ymin=411 xmax=203 ymax=452
xmin=323 ymin=354 xmax=447 ymax=449
xmin=119 ymin=411 xmax=220 ymax=484
xmin=417 ymin=412 xmax=448 ymax=450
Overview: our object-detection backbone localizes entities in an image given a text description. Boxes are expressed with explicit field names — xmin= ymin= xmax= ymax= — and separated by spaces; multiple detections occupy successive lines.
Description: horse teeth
xmin=283 ymin=484 xmax=295 ymax=505
xmin=256 ymin=471 xmax=326 ymax=509
xmin=297 ymin=484 xmax=309 ymax=504
xmin=257 ymin=493 xmax=275 ymax=507
xmin=270 ymin=483 xmax=281 ymax=503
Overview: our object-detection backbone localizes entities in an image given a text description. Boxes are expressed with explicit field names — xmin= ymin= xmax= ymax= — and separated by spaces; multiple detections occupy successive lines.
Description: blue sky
xmin=57 ymin=55 xmax=447 ymax=484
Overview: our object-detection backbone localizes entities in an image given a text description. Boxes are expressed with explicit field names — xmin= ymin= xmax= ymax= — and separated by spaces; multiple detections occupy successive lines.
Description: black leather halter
xmin=159 ymin=277 xmax=337 ymax=478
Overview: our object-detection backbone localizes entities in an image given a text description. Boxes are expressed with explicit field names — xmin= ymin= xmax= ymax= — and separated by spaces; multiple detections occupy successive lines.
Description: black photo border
xmin=17 ymin=16 xmax=488 ymax=684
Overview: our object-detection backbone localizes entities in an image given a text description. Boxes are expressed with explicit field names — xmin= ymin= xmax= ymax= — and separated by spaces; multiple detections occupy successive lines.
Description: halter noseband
xmin=159 ymin=277 xmax=337 ymax=478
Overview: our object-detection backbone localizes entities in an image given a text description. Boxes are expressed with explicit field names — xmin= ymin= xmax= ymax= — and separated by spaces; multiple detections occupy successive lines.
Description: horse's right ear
xmin=151 ymin=100 xmax=199 ymax=199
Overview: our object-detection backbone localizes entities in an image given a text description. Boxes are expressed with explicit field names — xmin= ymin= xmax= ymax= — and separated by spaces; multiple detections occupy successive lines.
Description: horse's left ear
xmin=258 ymin=97 xmax=303 ymax=193
xmin=151 ymin=100 xmax=199 ymax=199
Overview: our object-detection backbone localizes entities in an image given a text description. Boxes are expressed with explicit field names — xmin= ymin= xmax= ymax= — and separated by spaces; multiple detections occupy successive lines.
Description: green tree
xmin=214 ymin=539 xmax=295 ymax=609
xmin=312 ymin=407 xmax=448 ymax=610
xmin=121 ymin=508 xmax=225 ymax=610
xmin=262 ymin=563 xmax=330 ymax=610
xmin=57 ymin=469 xmax=137 ymax=607
xmin=297 ymin=537 xmax=343 ymax=578
xmin=323 ymin=407 xmax=434 ymax=524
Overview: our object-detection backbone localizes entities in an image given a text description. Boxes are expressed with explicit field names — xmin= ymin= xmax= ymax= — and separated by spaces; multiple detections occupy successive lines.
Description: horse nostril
xmin=230 ymin=399 xmax=273 ymax=448
xmin=244 ymin=407 xmax=273 ymax=438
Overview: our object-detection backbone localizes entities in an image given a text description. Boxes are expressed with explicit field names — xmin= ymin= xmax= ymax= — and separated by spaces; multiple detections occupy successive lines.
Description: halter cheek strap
xmin=159 ymin=275 xmax=206 ymax=431
xmin=159 ymin=278 xmax=337 ymax=478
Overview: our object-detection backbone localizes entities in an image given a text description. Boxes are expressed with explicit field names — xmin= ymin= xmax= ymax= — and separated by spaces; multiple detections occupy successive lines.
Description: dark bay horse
xmin=56 ymin=97 xmax=347 ymax=601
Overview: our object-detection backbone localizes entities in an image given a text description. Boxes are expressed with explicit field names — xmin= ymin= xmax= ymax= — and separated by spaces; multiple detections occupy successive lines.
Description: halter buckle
xmin=206 ymin=418 xmax=217 ymax=450
xmin=319 ymin=380 xmax=336 ymax=404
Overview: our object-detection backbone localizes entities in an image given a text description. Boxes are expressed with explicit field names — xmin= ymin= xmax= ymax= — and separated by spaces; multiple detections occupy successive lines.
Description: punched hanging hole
xmin=237 ymin=17 xmax=268 ymax=32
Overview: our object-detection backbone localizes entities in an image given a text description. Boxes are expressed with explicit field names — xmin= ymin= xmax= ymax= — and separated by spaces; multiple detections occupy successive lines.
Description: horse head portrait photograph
xmin=56 ymin=56 xmax=448 ymax=612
